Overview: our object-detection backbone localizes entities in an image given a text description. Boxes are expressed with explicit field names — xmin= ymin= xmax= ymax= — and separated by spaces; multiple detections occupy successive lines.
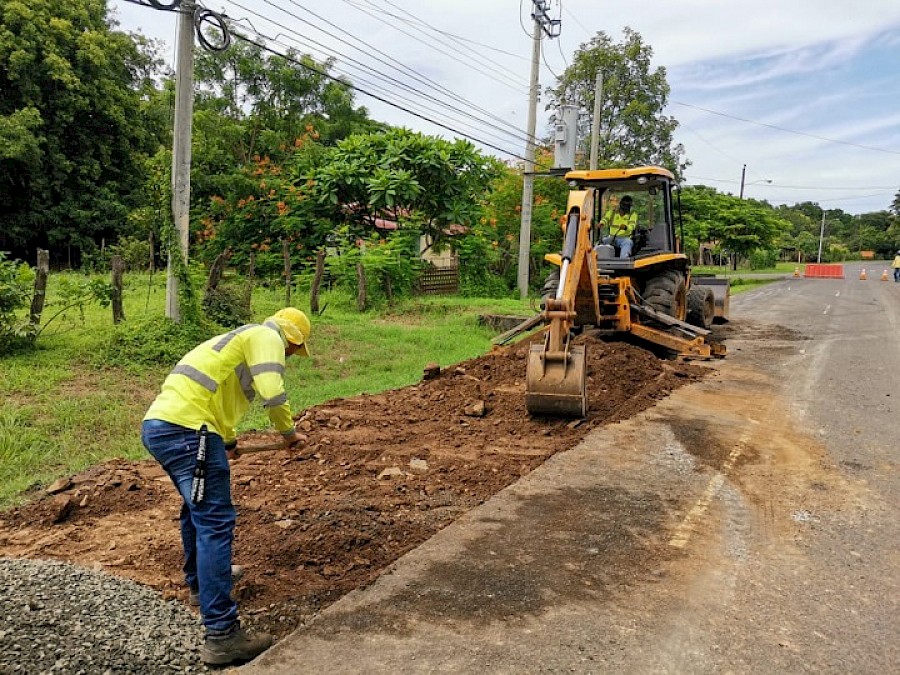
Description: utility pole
xmin=516 ymin=1 xmax=561 ymax=300
xmin=817 ymin=211 xmax=826 ymax=263
xmin=739 ymin=163 xmax=747 ymax=199
xmin=167 ymin=1 xmax=196 ymax=321
xmin=589 ymin=71 xmax=603 ymax=170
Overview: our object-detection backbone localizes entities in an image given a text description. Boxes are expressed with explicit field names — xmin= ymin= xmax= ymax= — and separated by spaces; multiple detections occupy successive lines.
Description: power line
xmin=686 ymin=175 xmax=897 ymax=191
xmin=673 ymin=100 xmax=900 ymax=156
xmin=342 ymin=0 xmax=528 ymax=61
xmin=220 ymin=3 xmax=532 ymax=149
xmin=344 ymin=0 xmax=529 ymax=89
xmin=252 ymin=0 xmax=528 ymax=138
xmin=225 ymin=20 xmax=533 ymax=150
xmin=226 ymin=25 xmax=535 ymax=162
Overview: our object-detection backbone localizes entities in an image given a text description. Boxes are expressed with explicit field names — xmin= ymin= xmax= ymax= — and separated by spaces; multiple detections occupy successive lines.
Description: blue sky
xmin=111 ymin=0 xmax=900 ymax=214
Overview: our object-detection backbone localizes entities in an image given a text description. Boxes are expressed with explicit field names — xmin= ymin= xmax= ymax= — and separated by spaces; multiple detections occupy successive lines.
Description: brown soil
xmin=0 ymin=333 xmax=705 ymax=638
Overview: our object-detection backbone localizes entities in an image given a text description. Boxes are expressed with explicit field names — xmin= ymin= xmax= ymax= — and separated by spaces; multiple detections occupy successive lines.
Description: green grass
xmin=693 ymin=261 xmax=801 ymax=276
xmin=0 ymin=272 xmax=531 ymax=506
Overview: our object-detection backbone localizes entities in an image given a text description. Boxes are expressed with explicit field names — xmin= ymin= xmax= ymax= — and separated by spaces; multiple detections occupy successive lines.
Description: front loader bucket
xmin=525 ymin=343 xmax=587 ymax=417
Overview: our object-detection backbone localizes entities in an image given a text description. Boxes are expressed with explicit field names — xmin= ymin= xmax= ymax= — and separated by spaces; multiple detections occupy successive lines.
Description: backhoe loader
xmin=524 ymin=166 xmax=726 ymax=417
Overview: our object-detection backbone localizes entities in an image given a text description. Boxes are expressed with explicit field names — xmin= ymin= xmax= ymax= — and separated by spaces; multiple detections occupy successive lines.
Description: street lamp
xmin=739 ymin=164 xmax=773 ymax=199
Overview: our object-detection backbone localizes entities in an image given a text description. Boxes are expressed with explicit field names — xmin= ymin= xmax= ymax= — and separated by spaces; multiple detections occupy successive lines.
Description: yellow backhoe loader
xmin=524 ymin=166 xmax=726 ymax=417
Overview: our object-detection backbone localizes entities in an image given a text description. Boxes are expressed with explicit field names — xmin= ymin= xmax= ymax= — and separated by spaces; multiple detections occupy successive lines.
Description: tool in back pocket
xmin=190 ymin=425 xmax=208 ymax=504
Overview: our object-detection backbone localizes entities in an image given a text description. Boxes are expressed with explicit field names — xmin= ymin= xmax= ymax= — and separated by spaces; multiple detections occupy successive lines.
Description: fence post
xmin=283 ymin=239 xmax=292 ymax=306
xmin=243 ymin=252 xmax=255 ymax=313
xmin=111 ymin=255 xmax=126 ymax=324
xmin=356 ymin=262 xmax=367 ymax=312
xmin=29 ymin=249 xmax=50 ymax=328
xmin=310 ymin=248 xmax=325 ymax=314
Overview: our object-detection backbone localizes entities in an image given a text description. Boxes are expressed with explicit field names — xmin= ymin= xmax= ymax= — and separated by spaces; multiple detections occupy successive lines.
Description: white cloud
xmin=109 ymin=0 xmax=900 ymax=213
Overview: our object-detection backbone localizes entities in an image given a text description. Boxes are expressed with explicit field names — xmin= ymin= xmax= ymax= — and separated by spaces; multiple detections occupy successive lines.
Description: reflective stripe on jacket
xmin=601 ymin=209 xmax=638 ymax=238
xmin=144 ymin=321 xmax=294 ymax=443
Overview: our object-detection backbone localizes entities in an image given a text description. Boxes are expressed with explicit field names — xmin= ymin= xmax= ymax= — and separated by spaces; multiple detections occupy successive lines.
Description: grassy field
xmin=693 ymin=261 xmax=801 ymax=276
xmin=0 ymin=272 xmax=531 ymax=506
xmin=0 ymin=266 xmax=782 ymax=507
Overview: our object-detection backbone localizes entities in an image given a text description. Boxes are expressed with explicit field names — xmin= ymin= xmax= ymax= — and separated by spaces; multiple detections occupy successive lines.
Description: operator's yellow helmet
xmin=269 ymin=307 xmax=311 ymax=356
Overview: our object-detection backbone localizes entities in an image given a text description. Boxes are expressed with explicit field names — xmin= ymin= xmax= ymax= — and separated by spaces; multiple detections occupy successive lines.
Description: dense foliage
xmin=0 ymin=0 xmax=165 ymax=260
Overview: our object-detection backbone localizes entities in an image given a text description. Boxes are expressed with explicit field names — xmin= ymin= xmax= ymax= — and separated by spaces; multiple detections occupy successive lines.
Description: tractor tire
xmin=642 ymin=270 xmax=687 ymax=321
xmin=687 ymin=286 xmax=715 ymax=329
xmin=540 ymin=268 xmax=560 ymax=309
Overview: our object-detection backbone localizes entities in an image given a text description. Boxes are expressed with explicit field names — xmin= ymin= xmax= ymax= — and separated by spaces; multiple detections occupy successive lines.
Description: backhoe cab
xmin=525 ymin=166 xmax=726 ymax=418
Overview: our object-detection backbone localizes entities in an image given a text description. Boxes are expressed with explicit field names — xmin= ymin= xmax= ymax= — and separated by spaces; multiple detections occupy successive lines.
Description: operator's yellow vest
xmin=602 ymin=209 xmax=637 ymax=237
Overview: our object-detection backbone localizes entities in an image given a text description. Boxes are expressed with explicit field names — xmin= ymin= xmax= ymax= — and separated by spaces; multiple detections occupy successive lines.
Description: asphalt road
xmin=244 ymin=264 xmax=899 ymax=674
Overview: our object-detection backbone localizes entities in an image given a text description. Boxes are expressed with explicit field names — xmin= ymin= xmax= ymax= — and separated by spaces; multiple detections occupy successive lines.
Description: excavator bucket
xmin=525 ymin=343 xmax=587 ymax=417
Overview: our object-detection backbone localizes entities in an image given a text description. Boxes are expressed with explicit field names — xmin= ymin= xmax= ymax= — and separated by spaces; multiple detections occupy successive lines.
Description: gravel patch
xmin=0 ymin=557 xmax=208 ymax=674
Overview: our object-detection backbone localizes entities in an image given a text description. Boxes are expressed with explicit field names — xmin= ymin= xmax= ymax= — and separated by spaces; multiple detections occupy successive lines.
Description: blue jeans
xmin=141 ymin=419 xmax=238 ymax=635
xmin=603 ymin=235 xmax=633 ymax=258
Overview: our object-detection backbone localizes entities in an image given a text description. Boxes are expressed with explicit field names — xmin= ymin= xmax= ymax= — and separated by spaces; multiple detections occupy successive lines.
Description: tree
xmin=474 ymin=152 xmax=569 ymax=291
xmin=0 ymin=0 xmax=165 ymax=260
xmin=193 ymin=38 xmax=379 ymax=166
xmin=548 ymin=27 xmax=686 ymax=176
xmin=308 ymin=128 xmax=502 ymax=250
xmin=679 ymin=186 xmax=790 ymax=265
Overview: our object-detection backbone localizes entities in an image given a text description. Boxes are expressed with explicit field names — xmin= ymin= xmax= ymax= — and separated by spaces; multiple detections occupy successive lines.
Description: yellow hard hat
xmin=269 ymin=307 xmax=311 ymax=356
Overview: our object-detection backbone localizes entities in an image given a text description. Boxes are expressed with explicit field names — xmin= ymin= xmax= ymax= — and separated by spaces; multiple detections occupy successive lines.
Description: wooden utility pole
xmin=167 ymin=1 xmax=195 ymax=321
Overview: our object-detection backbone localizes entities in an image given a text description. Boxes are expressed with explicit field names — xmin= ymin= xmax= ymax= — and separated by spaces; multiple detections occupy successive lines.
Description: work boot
xmin=201 ymin=626 xmax=273 ymax=666
xmin=189 ymin=564 xmax=244 ymax=607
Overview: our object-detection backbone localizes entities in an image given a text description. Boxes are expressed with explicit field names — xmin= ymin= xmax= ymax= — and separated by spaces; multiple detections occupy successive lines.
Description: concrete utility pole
xmin=589 ymin=71 xmax=603 ymax=170
xmin=517 ymin=1 xmax=561 ymax=300
xmin=739 ymin=163 xmax=747 ymax=199
xmin=817 ymin=211 xmax=826 ymax=263
xmin=516 ymin=13 xmax=542 ymax=300
xmin=167 ymin=1 xmax=196 ymax=321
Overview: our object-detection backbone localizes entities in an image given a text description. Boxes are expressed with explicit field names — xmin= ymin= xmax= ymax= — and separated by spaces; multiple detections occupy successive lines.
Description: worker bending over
xmin=141 ymin=308 xmax=311 ymax=666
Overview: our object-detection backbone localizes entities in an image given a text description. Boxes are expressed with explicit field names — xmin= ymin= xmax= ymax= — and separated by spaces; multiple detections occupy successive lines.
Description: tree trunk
xmin=283 ymin=239 xmax=292 ymax=306
xmin=29 ymin=249 xmax=50 ymax=327
xmin=111 ymin=255 xmax=126 ymax=324
xmin=383 ymin=272 xmax=393 ymax=304
xmin=205 ymin=250 xmax=231 ymax=294
xmin=148 ymin=231 xmax=155 ymax=274
xmin=243 ymin=252 xmax=255 ymax=313
xmin=356 ymin=263 xmax=367 ymax=312
xmin=310 ymin=248 xmax=325 ymax=314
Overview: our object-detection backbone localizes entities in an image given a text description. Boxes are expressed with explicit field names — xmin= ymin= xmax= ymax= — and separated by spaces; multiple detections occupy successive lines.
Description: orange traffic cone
xmin=882 ymin=269 xmax=889 ymax=281
xmin=859 ymin=268 xmax=867 ymax=280
xmin=793 ymin=266 xmax=800 ymax=278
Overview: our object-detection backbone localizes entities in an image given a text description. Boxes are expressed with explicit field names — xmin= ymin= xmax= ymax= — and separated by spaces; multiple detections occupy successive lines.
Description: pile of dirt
xmin=0 ymin=333 xmax=705 ymax=638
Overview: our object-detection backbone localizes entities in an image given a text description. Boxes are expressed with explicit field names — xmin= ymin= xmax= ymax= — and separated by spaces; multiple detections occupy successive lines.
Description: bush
xmin=748 ymin=248 xmax=777 ymax=270
xmin=100 ymin=316 xmax=217 ymax=369
xmin=202 ymin=285 xmax=253 ymax=328
xmin=0 ymin=253 xmax=35 ymax=354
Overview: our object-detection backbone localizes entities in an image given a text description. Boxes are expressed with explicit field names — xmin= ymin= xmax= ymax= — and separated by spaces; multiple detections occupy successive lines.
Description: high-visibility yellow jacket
xmin=144 ymin=321 xmax=295 ymax=444
xmin=601 ymin=208 xmax=638 ymax=238
xmin=892 ymin=255 xmax=900 ymax=269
